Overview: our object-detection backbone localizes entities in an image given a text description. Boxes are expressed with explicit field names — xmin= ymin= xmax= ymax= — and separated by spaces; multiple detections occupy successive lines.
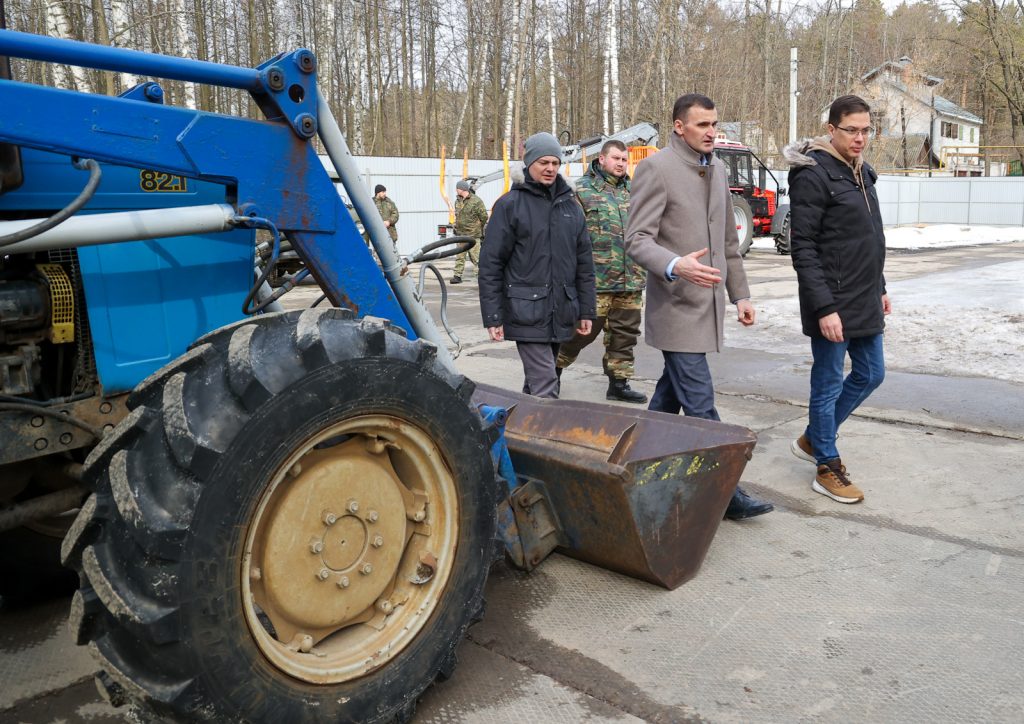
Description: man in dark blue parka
xmin=479 ymin=132 xmax=597 ymax=398
xmin=784 ymin=95 xmax=892 ymax=504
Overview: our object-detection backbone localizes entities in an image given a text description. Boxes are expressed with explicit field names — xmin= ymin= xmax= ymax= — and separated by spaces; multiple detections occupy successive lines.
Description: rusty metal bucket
xmin=473 ymin=384 xmax=757 ymax=590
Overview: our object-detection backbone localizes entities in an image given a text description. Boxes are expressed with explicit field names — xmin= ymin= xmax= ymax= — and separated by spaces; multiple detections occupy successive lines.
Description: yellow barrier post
xmin=439 ymin=144 xmax=454 ymax=223
xmin=502 ymin=141 xmax=510 ymax=195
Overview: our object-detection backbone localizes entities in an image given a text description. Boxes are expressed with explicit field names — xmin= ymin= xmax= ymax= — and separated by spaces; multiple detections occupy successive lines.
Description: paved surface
xmin=2 ymin=242 xmax=1022 ymax=723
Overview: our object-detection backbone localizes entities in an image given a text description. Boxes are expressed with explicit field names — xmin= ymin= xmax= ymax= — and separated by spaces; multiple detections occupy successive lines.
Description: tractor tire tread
xmin=70 ymin=310 xmax=499 ymax=723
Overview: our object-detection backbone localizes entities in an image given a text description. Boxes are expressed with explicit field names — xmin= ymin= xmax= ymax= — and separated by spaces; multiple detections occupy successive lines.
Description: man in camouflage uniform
xmin=371 ymin=184 xmax=399 ymax=254
xmin=557 ymin=140 xmax=647 ymax=403
xmin=450 ymin=179 xmax=488 ymax=284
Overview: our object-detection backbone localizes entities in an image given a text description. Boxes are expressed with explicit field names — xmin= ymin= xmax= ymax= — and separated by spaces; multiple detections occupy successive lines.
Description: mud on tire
xmin=62 ymin=309 xmax=500 ymax=723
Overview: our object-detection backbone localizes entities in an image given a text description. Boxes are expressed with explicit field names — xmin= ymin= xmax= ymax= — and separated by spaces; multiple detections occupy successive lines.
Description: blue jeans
xmin=807 ymin=334 xmax=885 ymax=464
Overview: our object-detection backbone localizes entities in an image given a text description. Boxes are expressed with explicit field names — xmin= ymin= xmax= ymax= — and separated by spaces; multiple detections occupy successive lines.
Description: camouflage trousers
xmin=556 ymin=290 xmax=643 ymax=379
xmin=452 ymin=239 xmax=480 ymax=277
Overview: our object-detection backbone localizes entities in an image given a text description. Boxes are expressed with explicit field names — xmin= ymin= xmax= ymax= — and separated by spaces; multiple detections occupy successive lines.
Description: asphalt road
xmin=2 ymin=242 xmax=1021 ymax=723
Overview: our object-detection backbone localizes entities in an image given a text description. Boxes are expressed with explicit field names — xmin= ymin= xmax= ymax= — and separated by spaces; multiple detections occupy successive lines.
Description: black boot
xmin=723 ymin=486 xmax=774 ymax=520
xmin=606 ymin=378 xmax=647 ymax=403
xmin=449 ymin=275 xmax=462 ymax=284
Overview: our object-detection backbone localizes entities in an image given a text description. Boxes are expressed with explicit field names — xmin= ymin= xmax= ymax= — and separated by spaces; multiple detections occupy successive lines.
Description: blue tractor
xmin=0 ymin=29 xmax=757 ymax=723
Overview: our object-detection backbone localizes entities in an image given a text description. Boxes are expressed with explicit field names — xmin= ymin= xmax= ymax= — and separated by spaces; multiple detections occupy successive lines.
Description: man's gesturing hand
xmin=819 ymin=312 xmax=844 ymax=342
xmin=673 ymin=248 xmax=722 ymax=287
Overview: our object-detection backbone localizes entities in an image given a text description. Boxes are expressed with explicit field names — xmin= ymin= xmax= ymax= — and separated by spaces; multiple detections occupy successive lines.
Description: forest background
xmin=5 ymin=0 xmax=1024 ymax=163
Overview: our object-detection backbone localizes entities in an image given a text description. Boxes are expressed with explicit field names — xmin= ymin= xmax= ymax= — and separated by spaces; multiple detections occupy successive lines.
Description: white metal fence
xmin=766 ymin=169 xmax=1024 ymax=227
xmin=338 ymin=155 xmax=588 ymax=255
xmin=874 ymin=176 xmax=1024 ymax=227
xmin=340 ymin=155 xmax=1024 ymax=253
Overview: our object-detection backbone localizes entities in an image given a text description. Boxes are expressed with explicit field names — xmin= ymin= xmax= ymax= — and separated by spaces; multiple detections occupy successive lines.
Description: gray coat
xmin=625 ymin=133 xmax=750 ymax=353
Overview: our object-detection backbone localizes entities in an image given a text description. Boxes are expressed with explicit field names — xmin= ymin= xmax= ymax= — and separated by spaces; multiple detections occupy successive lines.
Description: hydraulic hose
xmin=0 ymin=158 xmax=101 ymax=248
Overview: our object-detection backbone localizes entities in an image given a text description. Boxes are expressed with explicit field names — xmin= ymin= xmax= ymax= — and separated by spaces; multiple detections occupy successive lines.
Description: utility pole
xmin=789 ymin=47 xmax=798 ymax=145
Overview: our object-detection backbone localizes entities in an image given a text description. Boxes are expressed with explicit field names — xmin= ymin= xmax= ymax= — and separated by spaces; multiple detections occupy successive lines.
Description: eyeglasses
xmin=835 ymin=126 xmax=876 ymax=139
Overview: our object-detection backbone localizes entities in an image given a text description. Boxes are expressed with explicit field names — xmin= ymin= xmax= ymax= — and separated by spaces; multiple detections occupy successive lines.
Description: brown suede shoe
xmin=791 ymin=434 xmax=815 ymax=463
xmin=813 ymin=459 xmax=864 ymax=504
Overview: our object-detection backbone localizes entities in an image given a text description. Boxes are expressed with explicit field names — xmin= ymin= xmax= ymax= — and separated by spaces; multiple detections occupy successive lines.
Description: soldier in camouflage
xmin=450 ymin=179 xmax=488 ymax=283
xmin=556 ymin=140 xmax=648 ymax=403
xmin=370 ymin=184 xmax=399 ymax=254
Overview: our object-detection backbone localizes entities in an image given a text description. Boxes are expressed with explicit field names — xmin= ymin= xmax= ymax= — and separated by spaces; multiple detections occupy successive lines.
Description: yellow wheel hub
xmin=242 ymin=414 xmax=458 ymax=684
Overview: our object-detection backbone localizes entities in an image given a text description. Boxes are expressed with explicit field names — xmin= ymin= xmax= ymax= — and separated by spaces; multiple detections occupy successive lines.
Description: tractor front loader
xmin=0 ymin=30 xmax=756 ymax=723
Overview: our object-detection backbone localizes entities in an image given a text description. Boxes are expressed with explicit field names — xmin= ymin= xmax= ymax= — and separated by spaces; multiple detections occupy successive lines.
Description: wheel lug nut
xmin=367 ymin=510 xmax=379 ymax=523
xmin=288 ymin=463 xmax=303 ymax=478
xmin=347 ymin=499 xmax=360 ymax=514
xmin=317 ymin=568 xmax=330 ymax=580
xmin=413 ymin=510 xmax=425 ymax=522
xmin=337 ymin=576 xmax=350 ymax=589
xmin=372 ymin=535 xmax=384 ymax=548
xmin=310 ymin=541 xmax=324 ymax=554
xmin=360 ymin=563 xmax=373 ymax=575
xmin=250 ymin=567 xmax=262 ymax=581
xmin=323 ymin=511 xmax=337 ymax=525
xmin=377 ymin=599 xmax=393 ymax=614
xmin=299 ymin=635 xmax=313 ymax=653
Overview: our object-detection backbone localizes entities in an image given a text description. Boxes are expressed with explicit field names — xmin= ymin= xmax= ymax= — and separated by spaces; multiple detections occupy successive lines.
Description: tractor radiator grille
xmin=48 ymin=248 xmax=97 ymax=392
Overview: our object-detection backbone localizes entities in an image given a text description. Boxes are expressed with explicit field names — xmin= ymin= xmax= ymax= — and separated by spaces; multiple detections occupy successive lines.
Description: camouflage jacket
xmin=576 ymin=159 xmax=645 ymax=292
xmin=454 ymin=193 xmax=489 ymax=239
xmin=374 ymin=195 xmax=399 ymax=240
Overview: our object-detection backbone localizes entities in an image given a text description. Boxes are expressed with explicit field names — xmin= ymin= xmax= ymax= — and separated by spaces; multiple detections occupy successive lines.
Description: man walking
xmin=626 ymin=93 xmax=773 ymax=520
xmin=450 ymin=179 xmax=488 ymax=284
xmin=372 ymin=184 xmax=399 ymax=253
xmin=784 ymin=95 xmax=890 ymax=504
xmin=479 ymin=132 xmax=596 ymax=398
xmin=556 ymin=140 xmax=647 ymax=403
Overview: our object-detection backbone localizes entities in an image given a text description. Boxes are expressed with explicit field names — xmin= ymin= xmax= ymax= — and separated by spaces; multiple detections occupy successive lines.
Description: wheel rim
xmin=734 ymin=205 xmax=749 ymax=241
xmin=241 ymin=414 xmax=459 ymax=684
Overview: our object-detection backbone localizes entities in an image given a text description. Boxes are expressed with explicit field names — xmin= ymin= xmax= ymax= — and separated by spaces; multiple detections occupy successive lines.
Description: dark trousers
xmin=516 ymin=342 xmax=561 ymax=399
xmin=556 ymin=291 xmax=643 ymax=380
xmin=648 ymin=351 xmax=720 ymax=421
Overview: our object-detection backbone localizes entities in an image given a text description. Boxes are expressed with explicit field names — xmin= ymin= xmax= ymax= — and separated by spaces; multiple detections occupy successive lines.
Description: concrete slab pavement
xmin=2 ymin=244 xmax=1022 ymax=723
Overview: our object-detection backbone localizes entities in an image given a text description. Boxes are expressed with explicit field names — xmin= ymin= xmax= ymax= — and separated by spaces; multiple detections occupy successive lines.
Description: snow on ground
xmin=751 ymin=224 xmax=1024 ymax=252
xmin=727 ymin=256 xmax=1024 ymax=385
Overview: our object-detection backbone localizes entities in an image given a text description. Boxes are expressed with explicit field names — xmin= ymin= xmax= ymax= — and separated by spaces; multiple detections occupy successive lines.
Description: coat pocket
xmin=557 ymin=284 xmax=580 ymax=326
xmin=506 ymin=285 xmax=550 ymax=327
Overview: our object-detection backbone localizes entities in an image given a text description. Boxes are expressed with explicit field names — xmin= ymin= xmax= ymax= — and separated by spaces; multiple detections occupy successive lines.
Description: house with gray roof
xmin=822 ymin=57 xmax=985 ymax=175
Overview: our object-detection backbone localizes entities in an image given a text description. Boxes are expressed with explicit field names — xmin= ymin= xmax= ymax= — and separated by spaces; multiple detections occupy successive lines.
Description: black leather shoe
xmin=607 ymin=378 xmax=647 ymax=403
xmin=723 ymin=486 xmax=774 ymax=520
xmin=449 ymin=276 xmax=462 ymax=284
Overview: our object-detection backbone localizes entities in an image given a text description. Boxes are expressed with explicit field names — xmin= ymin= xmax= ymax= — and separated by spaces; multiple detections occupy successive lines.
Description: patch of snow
xmin=727 ymin=258 xmax=1024 ymax=384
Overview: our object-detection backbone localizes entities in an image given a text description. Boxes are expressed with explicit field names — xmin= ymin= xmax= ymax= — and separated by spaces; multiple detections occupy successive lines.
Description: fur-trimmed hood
xmin=783 ymin=135 xmax=864 ymax=173
xmin=783 ymin=135 xmax=868 ymax=203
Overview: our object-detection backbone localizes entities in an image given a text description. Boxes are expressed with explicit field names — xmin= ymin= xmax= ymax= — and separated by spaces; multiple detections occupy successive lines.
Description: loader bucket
xmin=473 ymin=384 xmax=758 ymax=589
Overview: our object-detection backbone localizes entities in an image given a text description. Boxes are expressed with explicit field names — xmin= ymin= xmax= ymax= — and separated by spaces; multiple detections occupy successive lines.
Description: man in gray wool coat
xmin=625 ymin=93 xmax=773 ymax=521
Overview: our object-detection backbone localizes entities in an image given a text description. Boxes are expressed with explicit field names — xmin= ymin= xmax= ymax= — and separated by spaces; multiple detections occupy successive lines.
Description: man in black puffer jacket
xmin=784 ymin=95 xmax=892 ymax=505
xmin=479 ymin=132 xmax=597 ymax=398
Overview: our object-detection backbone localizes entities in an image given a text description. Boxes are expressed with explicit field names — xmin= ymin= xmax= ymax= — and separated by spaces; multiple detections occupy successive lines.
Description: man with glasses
xmin=783 ymin=94 xmax=891 ymax=504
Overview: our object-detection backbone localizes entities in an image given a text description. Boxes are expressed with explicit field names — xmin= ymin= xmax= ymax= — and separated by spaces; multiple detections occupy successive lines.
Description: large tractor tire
xmin=732 ymin=195 xmax=755 ymax=257
xmin=61 ymin=309 xmax=500 ymax=723
xmin=774 ymin=211 xmax=792 ymax=255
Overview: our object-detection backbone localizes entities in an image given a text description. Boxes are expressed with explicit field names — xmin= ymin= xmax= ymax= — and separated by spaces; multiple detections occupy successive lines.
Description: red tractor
xmin=713 ymin=136 xmax=791 ymax=256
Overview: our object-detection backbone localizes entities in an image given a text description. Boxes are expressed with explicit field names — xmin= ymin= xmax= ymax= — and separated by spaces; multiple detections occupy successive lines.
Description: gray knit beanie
xmin=523 ymin=132 xmax=562 ymax=171
xmin=456 ymin=179 xmax=472 ymax=192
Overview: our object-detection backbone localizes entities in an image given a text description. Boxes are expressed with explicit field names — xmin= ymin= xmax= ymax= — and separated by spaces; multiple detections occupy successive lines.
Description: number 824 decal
xmin=139 ymin=170 xmax=188 ymax=192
